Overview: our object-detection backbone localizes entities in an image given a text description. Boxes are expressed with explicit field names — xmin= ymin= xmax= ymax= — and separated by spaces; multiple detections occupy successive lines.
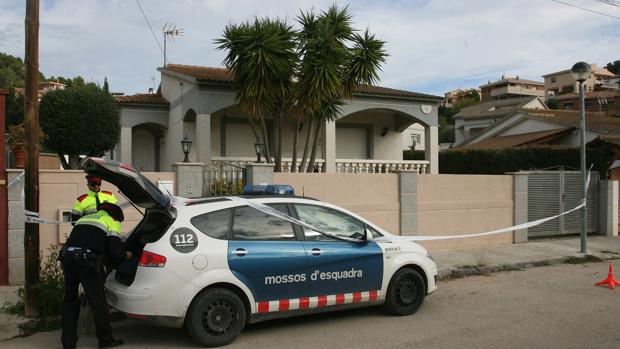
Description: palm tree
xmin=294 ymin=5 xmax=387 ymax=172
xmin=215 ymin=18 xmax=298 ymax=172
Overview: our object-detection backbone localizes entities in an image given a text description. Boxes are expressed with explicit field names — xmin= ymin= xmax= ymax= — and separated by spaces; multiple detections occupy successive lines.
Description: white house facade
xmin=115 ymin=64 xmax=442 ymax=173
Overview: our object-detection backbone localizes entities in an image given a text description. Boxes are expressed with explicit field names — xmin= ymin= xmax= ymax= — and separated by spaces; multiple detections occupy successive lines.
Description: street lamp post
xmin=181 ymin=135 xmax=192 ymax=163
xmin=570 ymin=61 xmax=591 ymax=254
xmin=254 ymin=138 xmax=264 ymax=163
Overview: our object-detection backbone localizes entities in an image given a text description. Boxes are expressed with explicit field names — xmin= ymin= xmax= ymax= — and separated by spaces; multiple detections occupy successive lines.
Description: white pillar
xmin=196 ymin=113 xmax=212 ymax=164
xmin=424 ymin=125 xmax=438 ymax=174
xmin=323 ymin=121 xmax=336 ymax=173
xmin=119 ymin=126 xmax=132 ymax=164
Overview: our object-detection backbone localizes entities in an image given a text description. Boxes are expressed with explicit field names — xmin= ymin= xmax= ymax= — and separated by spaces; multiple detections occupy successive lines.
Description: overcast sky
xmin=1 ymin=0 xmax=619 ymax=96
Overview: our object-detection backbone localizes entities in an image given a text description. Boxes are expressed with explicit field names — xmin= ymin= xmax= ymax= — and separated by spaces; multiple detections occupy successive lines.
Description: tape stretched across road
xmin=23 ymin=171 xmax=592 ymax=242
xmin=229 ymin=170 xmax=592 ymax=242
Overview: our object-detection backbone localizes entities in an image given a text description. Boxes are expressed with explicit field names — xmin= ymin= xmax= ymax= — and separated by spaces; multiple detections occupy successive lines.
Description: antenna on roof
xmin=162 ymin=23 xmax=184 ymax=67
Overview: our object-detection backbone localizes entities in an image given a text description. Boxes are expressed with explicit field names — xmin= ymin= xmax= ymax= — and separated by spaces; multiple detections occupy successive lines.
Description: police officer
xmin=61 ymin=202 xmax=131 ymax=349
xmin=71 ymin=175 xmax=118 ymax=223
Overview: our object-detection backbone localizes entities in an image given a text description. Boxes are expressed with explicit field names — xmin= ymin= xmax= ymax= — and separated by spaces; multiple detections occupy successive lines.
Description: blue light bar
xmin=242 ymin=184 xmax=295 ymax=195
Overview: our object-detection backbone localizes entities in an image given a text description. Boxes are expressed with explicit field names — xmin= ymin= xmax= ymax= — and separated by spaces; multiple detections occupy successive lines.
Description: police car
xmin=83 ymin=158 xmax=437 ymax=347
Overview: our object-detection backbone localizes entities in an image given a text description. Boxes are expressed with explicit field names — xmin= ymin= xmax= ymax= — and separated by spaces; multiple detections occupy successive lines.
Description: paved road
xmin=4 ymin=262 xmax=620 ymax=348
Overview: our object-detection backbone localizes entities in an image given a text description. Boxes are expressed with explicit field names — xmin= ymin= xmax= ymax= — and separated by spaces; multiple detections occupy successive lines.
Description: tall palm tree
xmin=216 ymin=18 xmax=298 ymax=171
xmin=294 ymin=5 xmax=387 ymax=172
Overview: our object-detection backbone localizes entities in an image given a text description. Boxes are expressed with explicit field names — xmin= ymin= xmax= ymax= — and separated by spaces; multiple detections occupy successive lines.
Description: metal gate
xmin=203 ymin=160 xmax=246 ymax=196
xmin=527 ymin=170 xmax=599 ymax=237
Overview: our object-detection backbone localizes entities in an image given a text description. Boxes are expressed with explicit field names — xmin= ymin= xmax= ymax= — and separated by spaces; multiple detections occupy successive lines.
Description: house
xmin=456 ymin=108 xmax=620 ymax=151
xmin=114 ymin=64 xmax=443 ymax=174
xmin=453 ymin=96 xmax=547 ymax=145
xmin=543 ymin=63 xmax=616 ymax=98
xmin=443 ymin=87 xmax=481 ymax=107
xmin=479 ymin=75 xmax=545 ymax=102
xmin=552 ymin=90 xmax=619 ymax=112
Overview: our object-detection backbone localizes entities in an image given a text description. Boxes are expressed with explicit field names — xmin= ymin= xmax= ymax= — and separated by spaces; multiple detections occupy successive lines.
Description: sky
xmin=1 ymin=0 xmax=619 ymax=97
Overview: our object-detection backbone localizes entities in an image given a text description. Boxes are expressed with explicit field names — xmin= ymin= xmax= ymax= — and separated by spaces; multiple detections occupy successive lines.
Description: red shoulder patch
xmin=102 ymin=190 xmax=113 ymax=195
xmin=77 ymin=194 xmax=89 ymax=202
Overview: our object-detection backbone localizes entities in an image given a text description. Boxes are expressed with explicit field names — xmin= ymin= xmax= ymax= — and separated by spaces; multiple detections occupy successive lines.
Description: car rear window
xmin=190 ymin=209 xmax=232 ymax=240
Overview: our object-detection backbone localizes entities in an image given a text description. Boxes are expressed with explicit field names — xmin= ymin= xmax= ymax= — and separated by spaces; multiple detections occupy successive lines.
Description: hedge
xmin=404 ymin=146 xmax=615 ymax=176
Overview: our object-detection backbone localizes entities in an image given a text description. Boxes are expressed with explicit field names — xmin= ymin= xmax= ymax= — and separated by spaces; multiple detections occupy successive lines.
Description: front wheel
xmin=384 ymin=268 xmax=426 ymax=316
xmin=186 ymin=288 xmax=246 ymax=347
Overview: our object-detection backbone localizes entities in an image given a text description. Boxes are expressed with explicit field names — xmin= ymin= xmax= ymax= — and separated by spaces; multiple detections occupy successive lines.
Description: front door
xmin=293 ymin=204 xmax=383 ymax=299
xmin=227 ymin=204 xmax=308 ymax=303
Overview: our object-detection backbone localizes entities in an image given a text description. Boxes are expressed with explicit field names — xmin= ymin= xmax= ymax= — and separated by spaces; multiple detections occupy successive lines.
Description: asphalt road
xmin=4 ymin=262 xmax=620 ymax=349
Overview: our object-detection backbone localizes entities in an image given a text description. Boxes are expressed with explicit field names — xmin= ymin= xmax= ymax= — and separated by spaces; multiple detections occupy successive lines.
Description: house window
xmin=550 ymin=77 xmax=556 ymax=83
xmin=563 ymin=102 xmax=575 ymax=110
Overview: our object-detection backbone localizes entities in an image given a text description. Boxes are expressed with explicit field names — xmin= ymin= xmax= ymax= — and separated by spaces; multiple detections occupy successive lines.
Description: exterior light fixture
xmin=381 ymin=127 xmax=388 ymax=137
xmin=254 ymin=138 xmax=264 ymax=163
xmin=181 ymin=135 xmax=192 ymax=163
xmin=571 ymin=61 xmax=591 ymax=254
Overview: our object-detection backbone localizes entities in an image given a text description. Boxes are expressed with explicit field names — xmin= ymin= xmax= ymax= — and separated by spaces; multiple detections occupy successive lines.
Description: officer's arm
xmin=71 ymin=200 xmax=83 ymax=225
xmin=106 ymin=220 xmax=127 ymax=265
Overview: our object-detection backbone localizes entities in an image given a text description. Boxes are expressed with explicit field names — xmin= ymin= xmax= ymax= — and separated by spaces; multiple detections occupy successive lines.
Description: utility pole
xmin=24 ymin=0 xmax=40 ymax=317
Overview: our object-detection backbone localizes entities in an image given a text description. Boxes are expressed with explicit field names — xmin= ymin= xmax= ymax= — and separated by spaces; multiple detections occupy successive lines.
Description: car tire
xmin=384 ymin=268 xmax=426 ymax=316
xmin=186 ymin=288 xmax=247 ymax=347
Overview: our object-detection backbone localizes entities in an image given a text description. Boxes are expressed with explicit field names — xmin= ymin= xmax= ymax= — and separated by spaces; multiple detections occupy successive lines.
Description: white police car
xmin=83 ymin=158 xmax=437 ymax=347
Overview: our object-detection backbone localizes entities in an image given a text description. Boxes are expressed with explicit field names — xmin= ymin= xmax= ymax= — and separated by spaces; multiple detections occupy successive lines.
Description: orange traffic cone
xmin=595 ymin=264 xmax=620 ymax=289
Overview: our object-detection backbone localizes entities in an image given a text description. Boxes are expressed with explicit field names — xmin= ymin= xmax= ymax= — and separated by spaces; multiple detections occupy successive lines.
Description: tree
xmin=606 ymin=60 xmax=620 ymax=75
xmin=216 ymin=18 xmax=298 ymax=172
xmin=39 ymin=84 xmax=120 ymax=169
xmin=217 ymin=5 xmax=387 ymax=172
xmin=0 ymin=52 xmax=45 ymax=88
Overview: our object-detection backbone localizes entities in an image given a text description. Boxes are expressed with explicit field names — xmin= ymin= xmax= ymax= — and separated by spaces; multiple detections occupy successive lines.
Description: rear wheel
xmin=384 ymin=268 xmax=426 ymax=316
xmin=186 ymin=288 xmax=246 ymax=347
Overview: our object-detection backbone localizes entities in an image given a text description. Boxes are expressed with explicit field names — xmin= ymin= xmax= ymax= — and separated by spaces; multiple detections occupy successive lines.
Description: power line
xmin=596 ymin=0 xmax=620 ymax=8
xmin=134 ymin=0 xmax=166 ymax=58
xmin=551 ymin=0 xmax=620 ymax=19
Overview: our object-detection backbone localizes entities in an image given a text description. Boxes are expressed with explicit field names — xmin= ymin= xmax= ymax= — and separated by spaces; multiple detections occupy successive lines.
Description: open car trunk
xmin=81 ymin=157 xmax=176 ymax=285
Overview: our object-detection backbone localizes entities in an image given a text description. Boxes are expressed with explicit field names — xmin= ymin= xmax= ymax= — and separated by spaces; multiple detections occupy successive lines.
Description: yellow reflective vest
xmin=75 ymin=210 xmax=122 ymax=238
xmin=71 ymin=190 xmax=118 ymax=220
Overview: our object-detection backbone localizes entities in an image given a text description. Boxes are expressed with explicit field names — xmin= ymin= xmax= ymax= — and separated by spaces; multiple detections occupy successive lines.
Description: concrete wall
xmin=6 ymin=169 xmax=175 ymax=285
xmin=414 ymin=174 xmax=514 ymax=251
xmin=274 ymin=173 xmax=400 ymax=235
xmin=274 ymin=172 xmax=515 ymax=252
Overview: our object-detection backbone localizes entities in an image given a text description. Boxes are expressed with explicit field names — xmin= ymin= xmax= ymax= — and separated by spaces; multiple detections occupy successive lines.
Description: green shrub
xmin=439 ymin=146 xmax=614 ymax=175
xmin=210 ymin=179 xmax=243 ymax=195
xmin=36 ymin=247 xmax=65 ymax=319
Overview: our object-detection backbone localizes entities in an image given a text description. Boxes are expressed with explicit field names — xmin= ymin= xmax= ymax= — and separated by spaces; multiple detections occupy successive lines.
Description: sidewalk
xmin=1 ymin=235 xmax=619 ymax=343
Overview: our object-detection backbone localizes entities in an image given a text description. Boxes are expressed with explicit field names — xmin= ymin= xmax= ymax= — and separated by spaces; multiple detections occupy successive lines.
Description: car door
xmin=227 ymin=203 xmax=309 ymax=304
xmin=293 ymin=203 xmax=383 ymax=300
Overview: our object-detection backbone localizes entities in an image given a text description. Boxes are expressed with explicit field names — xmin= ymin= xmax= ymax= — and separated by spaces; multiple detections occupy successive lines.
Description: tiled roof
xmin=162 ymin=64 xmax=443 ymax=100
xmin=165 ymin=64 xmax=233 ymax=83
xmin=480 ymin=78 xmax=543 ymax=88
xmin=553 ymin=90 xmax=619 ymax=100
xmin=459 ymin=128 xmax=571 ymax=150
xmin=115 ymin=93 xmax=169 ymax=105
xmin=454 ymin=96 xmax=542 ymax=120
xmin=524 ymin=109 xmax=620 ymax=135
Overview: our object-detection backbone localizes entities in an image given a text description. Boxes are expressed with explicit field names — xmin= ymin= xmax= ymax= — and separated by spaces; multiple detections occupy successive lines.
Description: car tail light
xmin=139 ymin=251 xmax=167 ymax=267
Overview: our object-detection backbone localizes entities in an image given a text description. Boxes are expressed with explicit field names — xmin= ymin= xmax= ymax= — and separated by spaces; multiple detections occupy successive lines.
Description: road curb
xmin=437 ymin=252 xmax=620 ymax=281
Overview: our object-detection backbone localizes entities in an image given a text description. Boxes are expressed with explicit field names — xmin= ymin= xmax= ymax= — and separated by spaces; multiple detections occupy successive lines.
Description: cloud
xmin=1 ymin=0 xmax=619 ymax=96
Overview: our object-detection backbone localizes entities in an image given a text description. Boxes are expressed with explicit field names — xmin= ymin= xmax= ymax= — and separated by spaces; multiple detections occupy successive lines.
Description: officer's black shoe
xmin=98 ymin=338 xmax=124 ymax=348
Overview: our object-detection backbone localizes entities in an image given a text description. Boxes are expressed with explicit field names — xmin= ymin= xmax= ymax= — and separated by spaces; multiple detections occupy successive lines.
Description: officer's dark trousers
xmin=61 ymin=255 xmax=114 ymax=349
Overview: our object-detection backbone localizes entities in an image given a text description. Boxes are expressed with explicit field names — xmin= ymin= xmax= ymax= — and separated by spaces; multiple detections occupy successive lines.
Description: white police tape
xmin=7 ymin=171 xmax=25 ymax=188
xmin=229 ymin=170 xmax=592 ymax=242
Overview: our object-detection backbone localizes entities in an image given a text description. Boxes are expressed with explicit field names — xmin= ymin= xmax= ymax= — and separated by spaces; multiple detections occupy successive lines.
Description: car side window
xmin=190 ymin=209 xmax=231 ymax=240
xmin=294 ymin=204 xmax=365 ymax=241
xmin=231 ymin=204 xmax=296 ymax=241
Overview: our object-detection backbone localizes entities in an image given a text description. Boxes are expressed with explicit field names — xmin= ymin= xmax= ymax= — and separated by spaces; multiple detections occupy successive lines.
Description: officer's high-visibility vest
xmin=72 ymin=190 xmax=117 ymax=219
xmin=75 ymin=210 xmax=122 ymax=238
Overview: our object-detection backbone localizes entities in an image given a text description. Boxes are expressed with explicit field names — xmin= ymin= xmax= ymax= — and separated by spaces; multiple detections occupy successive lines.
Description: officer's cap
xmin=99 ymin=202 xmax=124 ymax=222
xmin=85 ymin=175 xmax=102 ymax=184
